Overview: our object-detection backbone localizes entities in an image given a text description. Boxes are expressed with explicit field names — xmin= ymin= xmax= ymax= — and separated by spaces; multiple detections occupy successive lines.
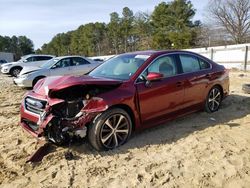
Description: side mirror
xmin=146 ymin=72 xmax=164 ymax=81
xmin=51 ymin=65 xmax=57 ymax=69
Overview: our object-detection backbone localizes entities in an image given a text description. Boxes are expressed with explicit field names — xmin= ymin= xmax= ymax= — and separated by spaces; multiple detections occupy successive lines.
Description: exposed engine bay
xmin=22 ymin=84 xmax=119 ymax=145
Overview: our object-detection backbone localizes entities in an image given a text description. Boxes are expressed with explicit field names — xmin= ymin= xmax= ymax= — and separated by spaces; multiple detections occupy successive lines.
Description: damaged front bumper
xmin=20 ymin=95 xmax=108 ymax=144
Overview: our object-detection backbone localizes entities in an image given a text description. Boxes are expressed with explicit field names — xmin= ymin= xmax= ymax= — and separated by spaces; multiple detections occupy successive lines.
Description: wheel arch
xmin=109 ymin=104 xmax=136 ymax=131
xmin=10 ymin=66 xmax=23 ymax=72
xmin=32 ymin=75 xmax=46 ymax=87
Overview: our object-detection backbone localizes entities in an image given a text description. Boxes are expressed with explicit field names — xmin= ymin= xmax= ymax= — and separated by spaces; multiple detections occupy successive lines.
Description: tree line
xmin=0 ymin=35 xmax=34 ymax=60
xmin=37 ymin=0 xmax=201 ymax=56
xmin=1 ymin=0 xmax=250 ymax=59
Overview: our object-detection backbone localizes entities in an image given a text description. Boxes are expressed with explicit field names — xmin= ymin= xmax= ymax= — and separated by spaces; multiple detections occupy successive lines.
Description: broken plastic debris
xmin=210 ymin=117 xmax=216 ymax=121
xmin=26 ymin=142 xmax=52 ymax=163
xmin=65 ymin=151 xmax=74 ymax=160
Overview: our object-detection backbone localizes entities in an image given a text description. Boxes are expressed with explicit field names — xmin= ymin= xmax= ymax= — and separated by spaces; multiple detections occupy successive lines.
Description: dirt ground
xmin=0 ymin=71 xmax=250 ymax=188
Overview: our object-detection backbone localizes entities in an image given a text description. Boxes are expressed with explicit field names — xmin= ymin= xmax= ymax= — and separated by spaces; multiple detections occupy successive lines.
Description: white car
xmin=14 ymin=56 xmax=101 ymax=87
xmin=1 ymin=54 xmax=54 ymax=77
xmin=0 ymin=59 xmax=7 ymax=65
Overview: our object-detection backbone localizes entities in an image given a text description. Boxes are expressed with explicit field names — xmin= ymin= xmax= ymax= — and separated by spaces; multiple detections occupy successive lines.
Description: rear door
xmin=135 ymin=54 xmax=185 ymax=125
xmin=178 ymin=53 xmax=212 ymax=108
xmin=71 ymin=57 xmax=93 ymax=75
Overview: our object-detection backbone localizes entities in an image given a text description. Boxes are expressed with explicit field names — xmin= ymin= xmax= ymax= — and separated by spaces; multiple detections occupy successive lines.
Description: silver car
xmin=13 ymin=56 xmax=100 ymax=87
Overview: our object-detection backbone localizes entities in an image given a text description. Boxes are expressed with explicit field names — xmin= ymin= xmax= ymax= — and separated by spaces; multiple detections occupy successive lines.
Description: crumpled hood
xmin=33 ymin=75 xmax=123 ymax=96
xmin=19 ymin=66 xmax=42 ymax=75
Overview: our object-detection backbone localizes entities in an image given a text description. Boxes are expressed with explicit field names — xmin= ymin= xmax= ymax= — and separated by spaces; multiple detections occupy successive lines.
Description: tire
xmin=205 ymin=86 xmax=222 ymax=113
xmin=10 ymin=67 xmax=22 ymax=77
xmin=88 ymin=108 xmax=132 ymax=151
xmin=242 ymin=84 xmax=250 ymax=94
xmin=32 ymin=76 xmax=45 ymax=87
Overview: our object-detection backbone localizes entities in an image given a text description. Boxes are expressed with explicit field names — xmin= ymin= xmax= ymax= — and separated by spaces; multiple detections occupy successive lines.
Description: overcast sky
xmin=0 ymin=0 xmax=209 ymax=49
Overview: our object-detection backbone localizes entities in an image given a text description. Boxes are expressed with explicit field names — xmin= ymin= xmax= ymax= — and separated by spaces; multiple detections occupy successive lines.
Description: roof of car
xmin=53 ymin=55 xmax=85 ymax=60
xmin=121 ymin=50 xmax=157 ymax=56
xmin=122 ymin=50 xmax=204 ymax=58
xmin=21 ymin=54 xmax=55 ymax=58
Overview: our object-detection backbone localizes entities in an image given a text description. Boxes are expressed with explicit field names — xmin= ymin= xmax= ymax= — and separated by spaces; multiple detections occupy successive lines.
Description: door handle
xmin=205 ymin=74 xmax=211 ymax=78
xmin=176 ymin=81 xmax=183 ymax=87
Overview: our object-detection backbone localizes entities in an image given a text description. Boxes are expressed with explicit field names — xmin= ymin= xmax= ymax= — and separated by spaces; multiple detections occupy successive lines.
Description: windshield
xmin=18 ymin=55 xmax=29 ymax=62
xmin=89 ymin=54 xmax=150 ymax=80
xmin=40 ymin=58 xmax=59 ymax=68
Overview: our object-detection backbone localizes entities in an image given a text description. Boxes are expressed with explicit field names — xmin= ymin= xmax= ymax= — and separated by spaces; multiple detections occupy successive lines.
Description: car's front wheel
xmin=205 ymin=86 xmax=222 ymax=113
xmin=10 ymin=67 xmax=22 ymax=77
xmin=88 ymin=108 xmax=132 ymax=151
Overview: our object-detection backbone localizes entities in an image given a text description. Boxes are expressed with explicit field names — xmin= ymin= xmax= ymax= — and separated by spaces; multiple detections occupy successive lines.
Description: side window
xmin=32 ymin=56 xmax=40 ymax=61
xmin=72 ymin=57 xmax=90 ymax=66
xmin=147 ymin=55 xmax=177 ymax=78
xmin=26 ymin=57 xmax=34 ymax=62
xmin=36 ymin=56 xmax=53 ymax=61
xmin=53 ymin=58 xmax=71 ymax=69
xmin=199 ymin=58 xmax=210 ymax=70
xmin=179 ymin=54 xmax=200 ymax=73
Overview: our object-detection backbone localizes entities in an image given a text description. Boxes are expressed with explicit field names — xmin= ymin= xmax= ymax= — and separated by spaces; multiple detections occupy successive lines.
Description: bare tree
xmin=208 ymin=0 xmax=250 ymax=44
xmin=196 ymin=23 xmax=234 ymax=47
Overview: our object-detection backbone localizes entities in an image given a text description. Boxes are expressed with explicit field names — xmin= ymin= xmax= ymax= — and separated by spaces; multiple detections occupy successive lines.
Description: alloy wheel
xmin=100 ymin=114 xmax=130 ymax=149
xmin=12 ymin=69 xmax=21 ymax=77
xmin=208 ymin=87 xmax=221 ymax=111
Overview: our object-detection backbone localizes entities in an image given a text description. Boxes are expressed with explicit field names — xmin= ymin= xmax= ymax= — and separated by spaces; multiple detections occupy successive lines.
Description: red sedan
xmin=20 ymin=50 xmax=229 ymax=150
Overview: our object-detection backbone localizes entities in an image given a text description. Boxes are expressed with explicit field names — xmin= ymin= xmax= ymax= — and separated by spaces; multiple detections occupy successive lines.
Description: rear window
xmin=179 ymin=54 xmax=211 ymax=73
xmin=179 ymin=54 xmax=200 ymax=73
xmin=199 ymin=58 xmax=210 ymax=69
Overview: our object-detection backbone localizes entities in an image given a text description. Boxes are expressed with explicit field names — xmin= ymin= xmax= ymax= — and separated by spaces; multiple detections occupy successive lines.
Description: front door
xmin=135 ymin=54 xmax=185 ymax=125
xmin=50 ymin=57 xmax=72 ymax=76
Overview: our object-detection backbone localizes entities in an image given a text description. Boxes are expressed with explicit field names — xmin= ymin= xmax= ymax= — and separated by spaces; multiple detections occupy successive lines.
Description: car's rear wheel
xmin=10 ymin=67 xmax=22 ymax=77
xmin=88 ymin=108 xmax=132 ymax=151
xmin=205 ymin=86 xmax=222 ymax=113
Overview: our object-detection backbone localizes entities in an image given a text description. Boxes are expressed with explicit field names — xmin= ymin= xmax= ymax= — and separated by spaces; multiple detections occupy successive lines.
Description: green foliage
xmin=151 ymin=0 xmax=200 ymax=49
xmin=107 ymin=12 xmax=122 ymax=54
xmin=133 ymin=12 xmax=153 ymax=50
xmin=0 ymin=35 xmax=34 ymax=60
xmin=121 ymin=7 xmax=134 ymax=52
xmin=38 ymin=0 xmax=201 ymax=56
xmin=40 ymin=22 xmax=108 ymax=56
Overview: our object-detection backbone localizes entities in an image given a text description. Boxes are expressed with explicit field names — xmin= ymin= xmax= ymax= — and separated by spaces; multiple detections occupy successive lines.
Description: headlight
xmin=44 ymin=86 xmax=49 ymax=95
xmin=2 ymin=64 xmax=12 ymax=67
xmin=18 ymin=74 xmax=29 ymax=79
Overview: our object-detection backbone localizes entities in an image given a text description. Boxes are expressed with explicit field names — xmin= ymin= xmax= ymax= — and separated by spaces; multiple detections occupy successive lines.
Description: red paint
xmin=146 ymin=72 xmax=164 ymax=81
xmin=19 ymin=50 xmax=229 ymax=137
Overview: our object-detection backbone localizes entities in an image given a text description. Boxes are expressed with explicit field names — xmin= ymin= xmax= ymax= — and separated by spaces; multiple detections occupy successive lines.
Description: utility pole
xmin=244 ymin=46 xmax=248 ymax=72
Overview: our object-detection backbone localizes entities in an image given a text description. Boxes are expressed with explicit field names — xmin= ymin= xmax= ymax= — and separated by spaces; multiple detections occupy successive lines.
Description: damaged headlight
xmin=44 ymin=86 xmax=49 ymax=95
xmin=18 ymin=74 xmax=29 ymax=79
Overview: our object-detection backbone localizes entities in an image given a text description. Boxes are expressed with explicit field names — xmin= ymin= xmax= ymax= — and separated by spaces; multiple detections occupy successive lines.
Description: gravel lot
xmin=0 ymin=71 xmax=250 ymax=188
